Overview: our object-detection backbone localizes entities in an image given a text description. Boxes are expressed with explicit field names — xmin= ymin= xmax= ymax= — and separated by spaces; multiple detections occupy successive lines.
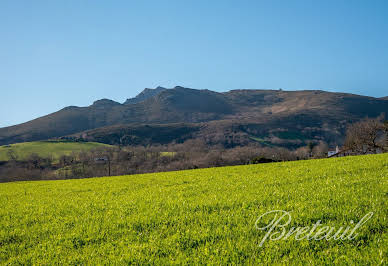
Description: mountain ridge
xmin=0 ymin=86 xmax=387 ymax=147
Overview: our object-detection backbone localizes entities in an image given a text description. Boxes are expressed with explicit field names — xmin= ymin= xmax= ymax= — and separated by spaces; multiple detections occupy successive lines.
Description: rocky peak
xmin=91 ymin=99 xmax=121 ymax=108
xmin=124 ymin=86 xmax=167 ymax=105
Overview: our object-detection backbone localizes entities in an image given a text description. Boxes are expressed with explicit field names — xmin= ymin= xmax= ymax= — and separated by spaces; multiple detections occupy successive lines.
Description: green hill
xmin=0 ymin=141 xmax=111 ymax=161
xmin=0 ymin=153 xmax=387 ymax=264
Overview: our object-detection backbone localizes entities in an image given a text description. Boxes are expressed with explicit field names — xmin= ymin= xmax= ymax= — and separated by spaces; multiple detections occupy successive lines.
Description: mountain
xmin=0 ymin=86 xmax=387 ymax=147
xmin=124 ymin=86 xmax=166 ymax=104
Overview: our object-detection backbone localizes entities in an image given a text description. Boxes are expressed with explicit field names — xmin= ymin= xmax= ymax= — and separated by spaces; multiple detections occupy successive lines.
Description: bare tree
xmin=344 ymin=117 xmax=386 ymax=154
xmin=312 ymin=141 xmax=328 ymax=158
xmin=7 ymin=149 xmax=18 ymax=161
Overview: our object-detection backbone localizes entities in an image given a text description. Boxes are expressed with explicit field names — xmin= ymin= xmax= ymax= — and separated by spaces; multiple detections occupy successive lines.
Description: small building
xmin=94 ymin=157 xmax=108 ymax=163
xmin=328 ymin=146 xmax=340 ymax=157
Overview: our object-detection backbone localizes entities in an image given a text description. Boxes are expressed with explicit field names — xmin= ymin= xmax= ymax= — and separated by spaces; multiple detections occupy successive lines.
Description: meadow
xmin=0 ymin=141 xmax=111 ymax=161
xmin=0 ymin=153 xmax=387 ymax=264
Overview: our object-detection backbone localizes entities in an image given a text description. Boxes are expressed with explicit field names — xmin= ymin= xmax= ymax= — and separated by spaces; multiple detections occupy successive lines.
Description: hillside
xmin=0 ymin=153 xmax=386 ymax=264
xmin=0 ymin=86 xmax=387 ymax=146
xmin=71 ymin=123 xmax=201 ymax=146
xmin=73 ymin=119 xmax=337 ymax=149
xmin=0 ymin=141 xmax=111 ymax=161
xmin=67 ymin=89 xmax=388 ymax=148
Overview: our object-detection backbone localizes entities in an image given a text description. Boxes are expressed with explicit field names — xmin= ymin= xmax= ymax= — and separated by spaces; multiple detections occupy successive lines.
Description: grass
xmin=0 ymin=154 xmax=387 ymax=264
xmin=273 ymin=131 xmax=306 ymax=140
xmin=160 ymin=151 xmax=177 ymax=157
xmin=0 ymin=141 xmax=112 ymax=161
xmin=249 ymin=136 xmax=274 ymax=146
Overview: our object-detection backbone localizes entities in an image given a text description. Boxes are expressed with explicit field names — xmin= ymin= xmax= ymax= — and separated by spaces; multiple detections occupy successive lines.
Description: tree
xmin=312 ymin=141 xmax=328 ymax=158
xmin=27 ymin=153 xmax=42 ymax=169
xmin=78 ymin=151 xmax=90 ymax=177
xmin=344 ymin=117 xmax=386 ymax=153
xmin=7 ymin=149 xmax=18 ymax=161
xmin=384 ymin=121 xmax=388 ymax=148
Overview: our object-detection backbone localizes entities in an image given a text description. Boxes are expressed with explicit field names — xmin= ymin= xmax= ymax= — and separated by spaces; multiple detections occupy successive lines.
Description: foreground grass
xmin=0 ymin=154 xmax=387 ymax=264
xmin=0 ymin=141 xmax=111 ymax=161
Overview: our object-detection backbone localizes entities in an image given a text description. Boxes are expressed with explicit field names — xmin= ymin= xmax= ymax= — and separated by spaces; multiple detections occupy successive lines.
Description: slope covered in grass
xmin=0 ymin=141 xmax=111 ymax=161
xmin=0 ymin=154 xmax=387 ymax=264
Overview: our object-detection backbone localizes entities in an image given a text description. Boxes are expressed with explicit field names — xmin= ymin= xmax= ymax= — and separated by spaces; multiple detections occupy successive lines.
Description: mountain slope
xmin=0 ymin=87 xmax=387 ymax=146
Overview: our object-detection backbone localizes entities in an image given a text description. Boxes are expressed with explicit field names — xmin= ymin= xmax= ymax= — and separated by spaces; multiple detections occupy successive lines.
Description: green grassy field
xmin=0 ymin=154 xmax=387 ymax=264
xmin=0 ymin=141 xmax=111 ymax=161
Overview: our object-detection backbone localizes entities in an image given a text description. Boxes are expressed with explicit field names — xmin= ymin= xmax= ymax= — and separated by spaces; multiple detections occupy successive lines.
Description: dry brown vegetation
xmin=344 ymin=116 xmax=387 ymax=153
xmin=1 ymin=117 xmax=386 ymax=183
xmin=0 ymin=139 xmax=329 ymax=182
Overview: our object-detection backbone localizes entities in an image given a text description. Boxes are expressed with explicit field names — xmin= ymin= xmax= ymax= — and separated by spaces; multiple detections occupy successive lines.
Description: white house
xmin=328 ymin=146 xmax=340 ymax=157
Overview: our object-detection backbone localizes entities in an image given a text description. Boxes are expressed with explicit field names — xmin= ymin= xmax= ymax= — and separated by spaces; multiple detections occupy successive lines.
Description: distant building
xmin=328 ymin=145 xmax=383 ymax=158
xmin=94 ymin=157 xmax=108 ymax=163
xmin=328 ymin=146 xmax=340 ymax=157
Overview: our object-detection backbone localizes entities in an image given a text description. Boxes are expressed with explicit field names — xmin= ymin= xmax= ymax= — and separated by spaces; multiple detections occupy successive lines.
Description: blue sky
xmin=1 ymin=0 xmax=387 ymax=128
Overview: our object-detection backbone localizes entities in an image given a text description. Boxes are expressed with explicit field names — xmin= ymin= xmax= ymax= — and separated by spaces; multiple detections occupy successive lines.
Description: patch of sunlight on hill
xmin=0 ymin=141 xmax=112 ymax=161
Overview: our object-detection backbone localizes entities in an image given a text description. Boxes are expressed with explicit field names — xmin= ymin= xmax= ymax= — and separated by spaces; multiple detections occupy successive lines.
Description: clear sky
xmin=1 ymin=0 xmax=387 ymax=128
